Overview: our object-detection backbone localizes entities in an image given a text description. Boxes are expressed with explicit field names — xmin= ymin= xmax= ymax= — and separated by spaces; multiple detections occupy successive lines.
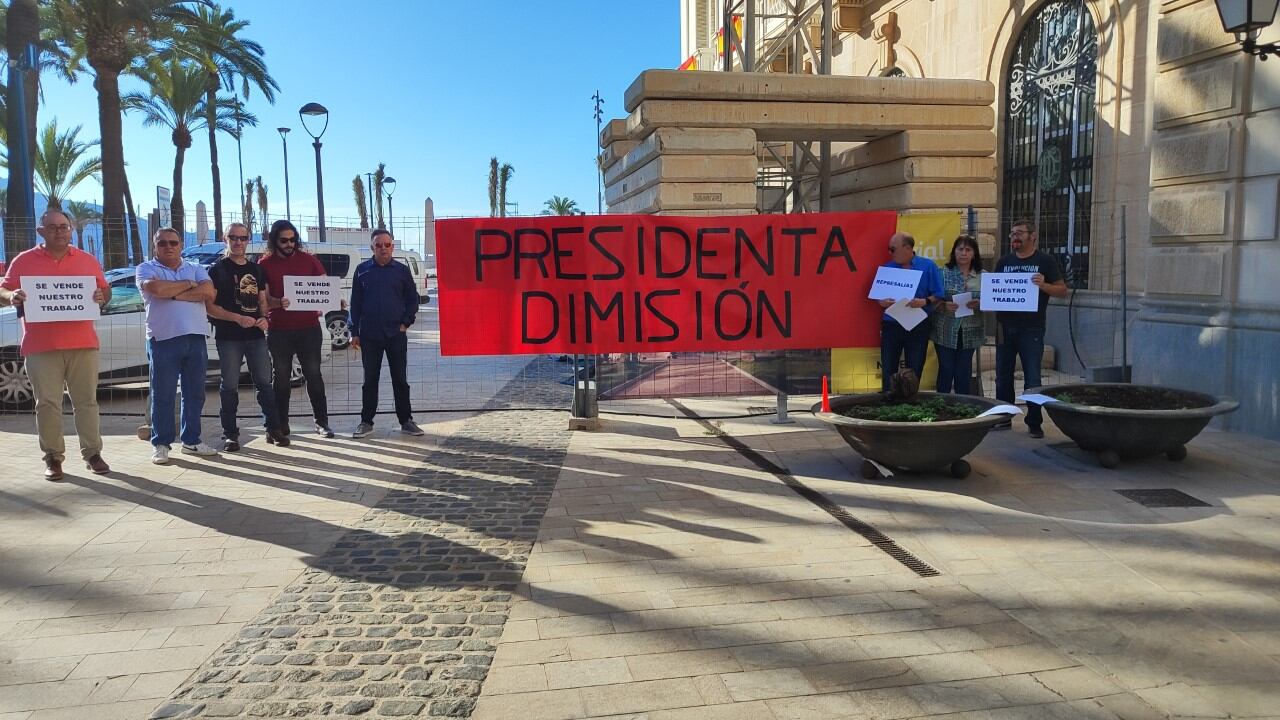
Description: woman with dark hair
xmin=931 ymin=234 xmax=985 ymax=394
xmin=257 ymin=219 xmax=334 ymax=437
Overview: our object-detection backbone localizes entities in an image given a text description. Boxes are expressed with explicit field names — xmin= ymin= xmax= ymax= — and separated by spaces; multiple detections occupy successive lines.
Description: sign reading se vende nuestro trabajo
xmin=282 ymin=275 xmax=342 ymax=312
xmin=435 ymin=212 xmax=899 ymax=356
xmin=980 ymin=273 xmax=1038 ymax=312
xmin=20 ymin=275 xmax=100 ymax=322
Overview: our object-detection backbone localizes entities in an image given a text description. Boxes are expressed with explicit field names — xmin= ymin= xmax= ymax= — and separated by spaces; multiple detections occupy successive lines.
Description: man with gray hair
xmin=0 ymin=209 xmax=111 ymax=480
xmin=875 ymin=231 xmax=943 ymax=392
xmin=138 ymin=227 xmax=218 ymax=464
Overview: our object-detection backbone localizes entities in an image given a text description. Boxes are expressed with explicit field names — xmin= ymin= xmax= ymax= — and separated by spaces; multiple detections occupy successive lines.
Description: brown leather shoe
xmin=85 ymin=454 xmax=111 ymax=475
xmin=44 ymin=457 xmax=64 ymax=481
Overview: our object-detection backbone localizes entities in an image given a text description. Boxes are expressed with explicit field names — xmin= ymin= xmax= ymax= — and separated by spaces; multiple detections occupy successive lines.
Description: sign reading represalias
xmin=980 ymin=272 xmax=1038 ymax=312
xmin=282 ymin=275 xmax=342 ymax=312
xmin=435 ymin=212 xmax=899 ymax=356
xmin=868 ymin=266 xmax=923 ymax=301
xmin=20 ymin=275 xmax=100 ymax=322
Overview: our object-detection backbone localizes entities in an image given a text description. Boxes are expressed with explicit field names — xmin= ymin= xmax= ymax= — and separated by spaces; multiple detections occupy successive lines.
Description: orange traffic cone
xmin=821 ymin=375 xmax=831 ymax=413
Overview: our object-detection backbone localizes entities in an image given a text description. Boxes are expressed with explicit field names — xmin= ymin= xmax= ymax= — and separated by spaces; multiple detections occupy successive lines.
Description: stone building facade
xmin=676 ymin=0 xmax=1280 ymax=438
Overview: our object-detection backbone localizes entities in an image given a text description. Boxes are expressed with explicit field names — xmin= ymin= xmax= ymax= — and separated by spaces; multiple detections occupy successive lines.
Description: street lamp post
xmin=299 ymin=102 xmax=329 ymax=242
xmin=383 ymin=176 xmax=397 ymax=235
xmin=1214 ymin=0 xmax=1280 ymax=58
xmin=277 ymin=127 xmax=292 ymax=222
xmin=592 ymin=90 xmax=604 ymax=214
xmin=365 ymin=171 xmax=376 ymax=229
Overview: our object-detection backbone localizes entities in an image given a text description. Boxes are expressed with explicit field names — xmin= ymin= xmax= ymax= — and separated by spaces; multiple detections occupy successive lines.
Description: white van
xmin=182 ymin=241 xmax=429 ymax=349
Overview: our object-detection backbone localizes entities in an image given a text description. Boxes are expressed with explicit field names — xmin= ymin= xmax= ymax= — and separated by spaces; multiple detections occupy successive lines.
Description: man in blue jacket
xmin=876 ymin=231 xmax=943 ymax=392
xmin=349 ymin=229 xmax=423 ymax=437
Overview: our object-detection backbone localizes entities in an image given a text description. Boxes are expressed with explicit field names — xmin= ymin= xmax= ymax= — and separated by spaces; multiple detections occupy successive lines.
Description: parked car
xmin=182 ymin=241 xmax=430 ymax=350
xmin=0 ymin=267 xmax=332 ymax=410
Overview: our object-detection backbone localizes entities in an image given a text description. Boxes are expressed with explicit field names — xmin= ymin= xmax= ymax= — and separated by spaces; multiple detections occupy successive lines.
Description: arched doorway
xmin=1001 ymin=0 xmax=1097 ymax=287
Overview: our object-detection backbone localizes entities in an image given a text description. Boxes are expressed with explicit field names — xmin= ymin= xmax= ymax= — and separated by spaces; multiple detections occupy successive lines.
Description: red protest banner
xmin=436 ymin=211 xmax=898 ymax=356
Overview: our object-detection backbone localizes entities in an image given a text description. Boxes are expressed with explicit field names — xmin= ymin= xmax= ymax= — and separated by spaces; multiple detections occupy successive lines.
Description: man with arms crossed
xmin=258 ymin=220 xmax=333 ymax=438
xmin=350 ymin=229 xmax=423 ymax=438
xmin=0 ymin=209 xmax=111 ymax=480
xmin=994 ymin=219 xmax=1069 ymax=439
xmin=138 ymin=227 xmax=219 ymax=463
xmin=205 ymin=223 xmax=289 ymax=450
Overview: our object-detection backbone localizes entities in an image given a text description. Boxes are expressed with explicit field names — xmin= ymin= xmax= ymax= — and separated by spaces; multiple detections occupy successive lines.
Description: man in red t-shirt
xmin=0 ymin=209 xmax=111 ymax=480
xmin=257 ymin=219 xmax=332 ymax=437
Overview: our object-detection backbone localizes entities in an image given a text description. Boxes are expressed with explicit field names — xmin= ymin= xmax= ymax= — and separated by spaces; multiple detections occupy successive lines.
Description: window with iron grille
xmin=1001 ymin=0 xmax=1097 ymax=288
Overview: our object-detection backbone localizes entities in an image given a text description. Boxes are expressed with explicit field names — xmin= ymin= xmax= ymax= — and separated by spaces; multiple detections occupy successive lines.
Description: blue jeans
xmin=148 ymin=334 xmax=208 ymax=447
xmin=935 ymin=345 xmax=976 ymax=395
xmin=360 ymin=332 xmax=412 ymax=424
xmin=880 ymin=319 xmax=932 ymax=392
xmin=216 ymin=337 xmax=279 ymax=439
xmin=997 ymin=323 xmax=1045 ymax=430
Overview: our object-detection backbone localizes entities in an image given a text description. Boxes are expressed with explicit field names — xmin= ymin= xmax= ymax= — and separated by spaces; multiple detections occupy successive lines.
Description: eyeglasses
xmin=277 ymin=237 xmax=298 ymax=245
xmin=373 ymin=243 xmax=393 ymax=249
xmin=43 ymin=224 xmax=73 ymax=233
xmin=155 ymin=240 xmax=181 ymax=247
xmin=888 ymin=246 xmax=899 ymax=252
xmin=227 ymin=234 xmax=250 ymax=242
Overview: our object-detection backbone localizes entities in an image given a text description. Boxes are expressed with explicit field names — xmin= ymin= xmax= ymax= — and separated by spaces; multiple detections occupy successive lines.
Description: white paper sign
xmin=20 ymin=276 xmax=100 ymax=322
xmin=980 ymin=273 xmax=1037 ymax=311
xmin=283 ymin=275 xmax=342 ymax=312
xmin=952 ymin=292 xmax=974 ymax=318
xmin=885 ymin=299 xmax=928 ymax=331
xmin=978 ymin=404 xmax=1023 ymax=417
xmin=869 ymin=266 xmax=923 ymax=301
xmin=1016 ymin=393 xmax=1060 ymax=406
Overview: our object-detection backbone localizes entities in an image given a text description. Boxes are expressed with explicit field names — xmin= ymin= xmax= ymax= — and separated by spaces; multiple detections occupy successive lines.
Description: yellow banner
xmin=830 ymin=211 xmax=964 ymax=393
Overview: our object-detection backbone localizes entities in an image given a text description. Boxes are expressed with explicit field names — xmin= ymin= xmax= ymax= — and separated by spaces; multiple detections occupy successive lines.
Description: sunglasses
xmin=277 ymin=237 xmax=298 ymax=245
xmin=373 ymin=243 xmax=393 ymax=249
xmin=155 ymin=240 xmax=181 ymax=247
xmin=227 ymin=234 xmax=250 ymax=242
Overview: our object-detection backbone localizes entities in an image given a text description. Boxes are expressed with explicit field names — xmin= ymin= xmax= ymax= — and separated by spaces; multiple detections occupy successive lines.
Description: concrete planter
xmin=812 ymin=392 xmax=1007 ymax=479
xmin=1038 ymin=383 xmax=1240 ymax=468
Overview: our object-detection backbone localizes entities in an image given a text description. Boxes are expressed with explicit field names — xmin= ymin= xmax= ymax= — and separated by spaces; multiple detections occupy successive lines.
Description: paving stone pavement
xmin=149 ymin=359 xmax=574 ymax=718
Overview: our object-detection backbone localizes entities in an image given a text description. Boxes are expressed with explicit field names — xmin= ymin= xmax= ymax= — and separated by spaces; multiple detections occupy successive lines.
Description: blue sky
xmin=35 ymin=1 xmax=679 ymax=229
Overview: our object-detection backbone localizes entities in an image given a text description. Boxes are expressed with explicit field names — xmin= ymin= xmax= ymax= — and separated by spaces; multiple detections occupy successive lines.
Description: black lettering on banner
xmin=568 ymin=291 xmax=577 ymax=344
xmin=714 ymin=286 xmax=752 ymax=341
xmin=551 ymin=226 xmax=587 ymax=280
xmin=588 ymin=226 xmax=625 ymax=280
xmin=695 ymin=227 xmax=728 ymax=280
xmin=756 ymin=290 xmax=792 ymax=338
xmin=734 ymin=226 xmax=774 ymax=277
xmin=694 ymin=290 xmax=704 ymax=340
xmin=655 ymin=226 xmax=691 ymax=279
xmin=521 ymin=292 xmax=558 ymax=343
xmin=633 ymin=292 xmax=643 ymax=342
xmin=475 ymin=229 xmax=512 ymax=281
xmin=817 ymin=226 xmax=856 ymax=274
xmin=645 ymin=289 xmax=680 ymax=342
xmin=584 ymin=291 xmax=624 ymax=343
xmin=513 ymin=228 xmax=552 ymax=280
xmin=35 ymin=282 xmax=47 ymax=289
xmin=781 ymin=227 xmax=816 ymax=276
xmin=636 ymin=227 xmax=646 ymax=276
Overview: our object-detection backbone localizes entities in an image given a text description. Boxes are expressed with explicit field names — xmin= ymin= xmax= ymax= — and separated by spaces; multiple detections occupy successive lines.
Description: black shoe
xmin=1029 ymin=427 xmax=1045 ymax=439
xmin=224 ymin=438 xmax=241 ymax=452
xmin=315 ymin=423 xmax=335 ymax=438
xmin=266 ymin=430 xmax=291 ymax=447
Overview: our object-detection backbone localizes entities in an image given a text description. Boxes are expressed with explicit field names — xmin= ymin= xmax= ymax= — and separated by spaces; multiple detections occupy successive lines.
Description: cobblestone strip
xmin=152 ymin=358 xmax=573 ymax=718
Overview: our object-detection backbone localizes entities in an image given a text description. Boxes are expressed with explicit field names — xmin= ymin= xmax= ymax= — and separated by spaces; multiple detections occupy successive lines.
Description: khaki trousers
xmin=25 ymin=348 xmax=102 ymax=463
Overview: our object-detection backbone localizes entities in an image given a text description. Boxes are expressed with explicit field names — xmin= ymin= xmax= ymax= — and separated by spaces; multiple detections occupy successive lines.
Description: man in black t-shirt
xmin=994 ymin=219 xmax=1069 ymax=438
xmin=205 ymin=224 xmax=289 ymax=450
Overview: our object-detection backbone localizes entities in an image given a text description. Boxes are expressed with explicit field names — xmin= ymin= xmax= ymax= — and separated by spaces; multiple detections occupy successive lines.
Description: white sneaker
xmin=181 ymin=443 xmax=219 ymax=457
xmin=151 ymin=445 xmax=171 ymax=465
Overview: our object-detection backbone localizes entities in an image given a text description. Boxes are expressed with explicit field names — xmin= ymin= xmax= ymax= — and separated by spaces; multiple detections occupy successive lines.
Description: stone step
xmin=604 ymin=155 xmax=759 ymax=203
xmin=831 ymin=181 xmax=998 ymax=210
xmin=607 ymin=182 xmax=757 ymax=215
xmin=836 ymin=130 xmax=997 ymax=167
xmin=829 ymin=156 xmax=998 ymax=194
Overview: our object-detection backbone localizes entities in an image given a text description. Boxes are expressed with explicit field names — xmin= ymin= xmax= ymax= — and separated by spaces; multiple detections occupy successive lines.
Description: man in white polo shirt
xmin=137 ymin=227 xmax=218 ymax=464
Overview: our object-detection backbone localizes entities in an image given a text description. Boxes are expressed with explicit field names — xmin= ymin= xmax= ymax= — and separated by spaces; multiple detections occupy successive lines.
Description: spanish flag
xmin=678 ymin=15 xmax=743 ymax=70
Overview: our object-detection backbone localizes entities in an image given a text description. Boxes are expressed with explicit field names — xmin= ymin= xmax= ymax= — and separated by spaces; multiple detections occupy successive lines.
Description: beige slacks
xmin=25 ymin=348 xmax=102 ymax=463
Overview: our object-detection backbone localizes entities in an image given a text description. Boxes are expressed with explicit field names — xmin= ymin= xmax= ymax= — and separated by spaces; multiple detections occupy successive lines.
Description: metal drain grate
xmin=746 ymin=407 xmax=776 ymax=416
xmin=1115 ymin=489 xmax=1212 ymax=508
xmin=668 ymin=400 xmax=941 ymax=578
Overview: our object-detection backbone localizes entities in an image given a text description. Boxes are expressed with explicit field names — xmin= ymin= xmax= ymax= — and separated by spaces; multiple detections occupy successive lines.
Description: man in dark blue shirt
xmin=876 ymin=232 xmax=944 ymax=392
xmin=349 ymin=229 xmax=423 ymax=437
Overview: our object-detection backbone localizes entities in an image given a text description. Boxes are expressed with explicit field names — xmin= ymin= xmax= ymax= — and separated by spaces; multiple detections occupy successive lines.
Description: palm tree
xmin=4 ymin=0 xmax=39 ymax=257
xmin=352 ymin=175 xmax=368 ymax=229
xmin=542 ymin=196 xmax=580 ymax=216
xmin=64 ymin=198 xmax=102 ymax=252
xmin=178 ymin=3 xmax=276 ymax=242
xmin=373 ymin=162 xmax=386 ymax=229
xmin=32 ymin=120 xmax=102 ymax=210
xmin=254 ymin=175 xmax=267 ymax=240
xmin=488 ymin=156 xmax=499 ymax=217
xmin=242 ymin=178 xmax=254 ymax=227
xmin=122 ymin=56 xmax=233 ymax=234
xmin=498 ymin=163 xmax=514 ymax=217
xmin=49 ymin=0 xmax=203 ymax=270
